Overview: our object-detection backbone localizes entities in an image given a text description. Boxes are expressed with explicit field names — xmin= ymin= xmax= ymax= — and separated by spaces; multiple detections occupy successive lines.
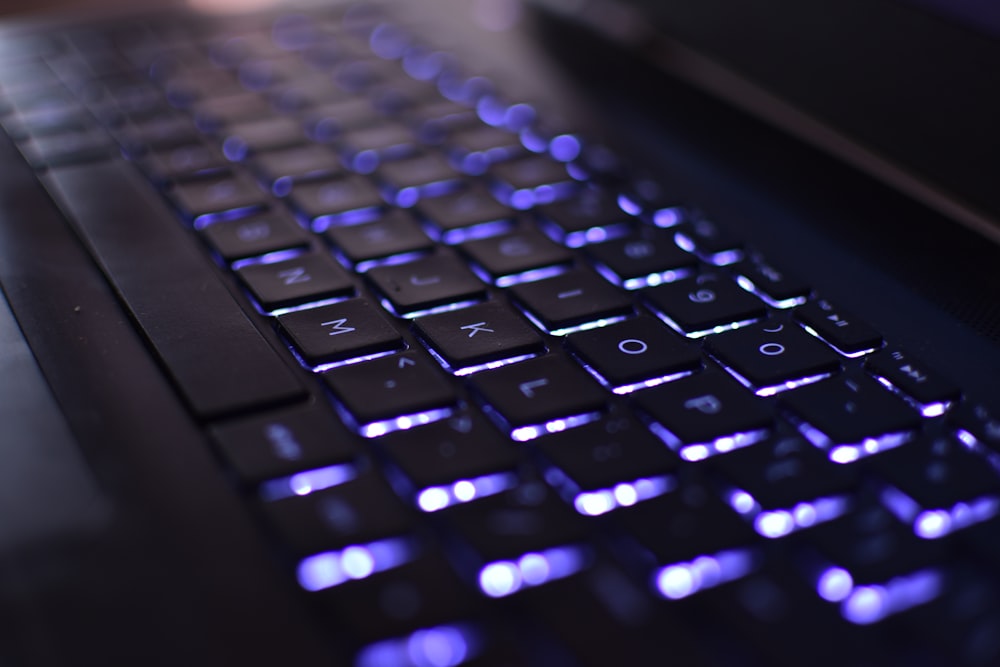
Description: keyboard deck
xmin=5 ymin=4 xmax=1000 ymax=666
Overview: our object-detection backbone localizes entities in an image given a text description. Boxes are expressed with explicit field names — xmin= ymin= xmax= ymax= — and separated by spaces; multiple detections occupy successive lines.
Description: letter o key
xmin=618 ymin=338 xmax=648 ymax=355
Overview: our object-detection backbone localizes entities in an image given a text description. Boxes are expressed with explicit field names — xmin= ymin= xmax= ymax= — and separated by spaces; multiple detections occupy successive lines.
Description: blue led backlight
xmin=437 ymin=220 xmax=512 ymax=245
xmin=871 ymin=375 xmax=953 ymax=418
xmin=297 ymin=537 xmax=412 ymax=592
xmin=519 ymin=308 xmax=629 ymax=338
xmin=572 ymin=476 xmax=674 ymax=516
xmin=880 ymin=485 xmax=1000 ymax=539
xmin=379 ymin=297 xmax=482 ymax=320
xmin=356 ymin=624 xmax=479 ymax=667
xmin=493 ymin=265 xmax=569 ymax=288
xmin=509 ymin=412 xmax=602 ymax=442
xmin=797 ymin=424 xmax=910 ymax=464
xmin=648 ymin=422 xmax=767 ymax=462
xmin=478 ymin=546 xmax=587 ymax=598
xmin=817 ymin=567 xmax=854 ymax=603
xmin=259 ymin=463 xmax=356 ymax=501
xmin=549 ymin=134 xmax=582 ymax=162
xmin=617 ymin=193 xmax=643 ymax=216
xmin=359 ymin=407 xmax=454 ymax=439
xmin=734 ymin=275 xmax=807 ymax=309
xmin=840 ymin=569 xmax=943 ymax=626
xmin=654 ymin=549 xmax=755 ymax=600
xmin=726 ymin=488 xmax=849 ymax=538
xmin=652 ymin=207 xmax=684 ymax=228
xmin=416 ymin=472 xmax=517 ymax=512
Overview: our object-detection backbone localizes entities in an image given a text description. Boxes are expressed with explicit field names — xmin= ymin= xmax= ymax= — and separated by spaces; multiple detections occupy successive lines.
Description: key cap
xmin=170 ymin=172 xmax=268 ymax=221
xmin=673 ymin=218 xmax=743 ymax=265
xmin=633 ymin=370 xmax=772 ymax=447
xmin=252 ymin=143 xmax=343 ymax=187
xmin=46 ymin=158 xmax=304 ymax=419
xmin=417 ymin=185 xmax=515 ymax=240
xmin=781 ymin=371 xmax=921 ymax=448
xmin=18 ymin=127 xmax=115 ymax=168
xmin=865 ymin=347 xmax=961 ymax=408
xmin=378 ymin=411 xmax=520 ymax=492
xmin=537 ymin=415 xmax=679 ymax=495
xmin=200 ymin=210 xmax=310 ymax=262
xmin=806 ymin=502 xmax=948 ymax=585
xmin=733 ymin=258 xmax=811 ymax=307
xmin=141 ymin=142 xmax=227 ymax=181
xmin=871 ymin=435 xmax=1000 ymax=518
xmin=325 ymin=209 xmax=433 ymax=267
xmin=705 ymin=318 xmax=841 ymax=392
xmin=314 ymin=551 xmax=479 ymax=643
xmin=460 ymin=227 xmax=573 ymax=283
xmin=470 ymin=354 xmax=606 ymax=430
xmin=538 ymin=190 xmax=633 ymax=245
xmin=277 ymin=297 xmax=403 ymax=366
xmin=191 ymin=91 xmax=273 ymax=126
xmin=952 ymin=402 xmax=1000 ymax=451
xmin=287 ymin=175 xmax=384 ymax=226
xmin=340 ymin=122 xmax=416 ymax=170
xmin=441 ymin=480 xmax=590 ymax=562
xmin=617 ymin=482 xmax=759 ymax=565
xmin=565 ymin=315 xmax=701 ymax=389
xmin=644 ymin=273 xmax=767 ymax=335
xmin=795 ymin=298 xmax=883 ymax=355
xmin=586 ymin=230 xmax=697 ymax=288
xmin=262 ymin=471 xmax=414 ymax=555
xmin=222 ymin=116 xmax=308 ymax=158
xmin=509 ymin=268 xmax=633 ymax=333
xmin=449 ymin=124 xmax=522 ymax=173
xmin=377 ymin=151 xmax=462 ymax=204
xmin=236 ymin=252 xmax=355 ymax=311
xmin=115 ymin=112 xmax=200 ymax=152
xmin=323 ymin=351 xmax=458 ymax=426
xmin=304 ymin=98 xmax=379 ymax=139
xmin=413 ymin=300 xmax=544 ymax=370
xmin=211 ymin=404 xmax=361 ymax=484
xmin=366 ymin=254 xmax=487 ymax=315
xmin=490 ymin=155 xmax=574 ymax=208
xmin=712 ymin=433 xmax=858 ymax=516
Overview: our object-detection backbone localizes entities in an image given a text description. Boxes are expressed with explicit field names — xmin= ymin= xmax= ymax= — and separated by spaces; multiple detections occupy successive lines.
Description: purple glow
xmin=260 ymin=463 xmax=357 ymax=501
xmin=647 ymin=422 xmax=768 ymax=462
xmin=359 ymin=407 xmax=455 ymax=439
xmin=509 ymin=412 xmax=602 ymax=442
xmin=494 ymin=264 xmax=569 ymax=288
xmin=380 ymin=298 xmax=483 ymax=320
xmin=356 ymin=625 xmax=479 ymax=667
xmin=652 ymin=207 xmax=684 ymax=228
xmin=437 ymin=220 xmax=512 ymax=245
xmin=882 ymin=485 xmax=1000 ymax=539
xmin=478 ymin=546 xmax=587 ymax=598
xmin=572 ymin=476 xmax=674 ymax=516
xmin=655 ymin=549 xmax=755 ymax=600
xmin=734 ymin=275 xmax=807 ymax=309
xmin=296 ymin=537 xmax=412 ymax=592
xmin=841 ymin=569 xmax=942 ymax=625
xmin=549 ymin=134 xmax=582 ymax=162
xmin=617 ymin=194 xmax=643 ymax=216
xmin=817 ymin=567 xmax=854 ymax=603
xmin=518 ymin=306 xmax=629 ymax=338
xmin=416 ymin=472 xmax=517 ymax=512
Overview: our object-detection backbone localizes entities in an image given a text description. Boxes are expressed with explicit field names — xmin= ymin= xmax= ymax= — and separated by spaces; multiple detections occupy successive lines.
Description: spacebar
xmin=44 ymin=159 xmax=305 ymax=420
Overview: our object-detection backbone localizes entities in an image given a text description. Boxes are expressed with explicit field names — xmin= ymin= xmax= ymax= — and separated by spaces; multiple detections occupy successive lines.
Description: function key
xmin=780 ymin=371 xmax=921 ymax=461
xmin=795 ymin=298 xmax=883 ymax=356
xmin=644 ymin=273 xmax=766 ymax=337
xmin=586 ymin=229 xmax=698 ymax=290
xmin=322 ymin=351 xmax=458 ymax=431
xmin=470 ymin=354 xmax=607 ymax=437
xmin=325 ymin=210 xmax=431 ymax=269
xmin=277 ymin=297 xmax=403 ymax=366
xmin=632 ymin=370 xmax=772 ymax=459
xmin=366 ymin=253 xmax=487 ymax=316
xmin=460 ymin=227 xmax=573 ymax=285
xmin=673 ymin=218 xmax=743 ymax=265
xmin=865 ymin=347 xmax=960 ymax=413
xmin=565 ymin=315 xmax=701 ymax=391
xmin=733 ymin=258 xmax=811 ymax=308
xmin=236 ymin=252 xmax=355 ymax=311
xmin=413 ymin=300 xmax=545 ymax=372
xmin=509 ymin=268 xmax=633 ymax=335
xmin=705 ymin=318 xmax=841 ymax=394
xmin=200 ymin=210 xmax=310 ymax=262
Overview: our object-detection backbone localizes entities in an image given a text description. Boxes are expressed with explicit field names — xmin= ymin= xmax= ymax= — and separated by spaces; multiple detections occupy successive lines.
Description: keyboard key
xmin=170 ymin=172 xmax=268 ymax=220
xmin=251 ymin=143 xmax=343 ymax=186
xmin=262 ymin=471 xmax=414 ymax=555
xmin=509 ymin=268 xmax=633 ymax=333
xmin=565 ymin=315 xmax=701 ymax=389
xmin=644 ymin=273 xmax=767 ymax=336
xmin=673 ymin=218 xmax=743 ymax=264
xmin=288 ymin=175 xmax=384 ymax=226
xmin=781 ymin=372 xmax=921 ymax=449
xmin=211 ymin=404 xmax=361 ymax=484
xmin=322 ymin=351 xmax=458 ymax=426
xmin=314 ymin=551 xmax=478 ymax=643
xmin=339 ymin=122 xmax=416 ymax=168
xmin=223 ymin=116 xmax=306 ymax=157
xmin=200 ymin=210 xmax=310 ymax=262
xmin=142 ymin=142 xmax=227 ymax=181
xmin=705 ymin=318 xmax=841 ymax=392
xmin=441 ymin=480 xmax=589 ymax=562
xmin=865 ymin=347 xmax=961 ymax=408
xmin=449 ymin=124 xmax=522 ymax=173
xmin=633 ymin=370 xmax=772 ymax=447
xmin=417 ymin=184 xmax=515 ymax=239
xmin=586 ymin=230 xmax=697 ymax=288
xmin=191 ymin=91 xmax=273 ymax=126
xmin=490 ymin=155 xmax=574 ymax=207
xmin=795 ymin=298 xmax=883 ymax=355
xmin=952 ymin=402 xmax=1000 ymax=451
xmin=377 ymin=151 xmax=462 ymax=203
xmin=537 ymin=415 xmax=679 ymax=494
xmin=413 ymin=300 xmax=544 ymax=371
xmin=325 ymin=209 xmax=433 ymax=267
xmin=733 ymin=258 xmax=811 ymax=306
xmin=304 ymin=98 xmax=379 ymax=139
xmin=470 ymin=354 xmax=606 ymax=431
xmin=366 ymin=253 xmax=487 ymax=315
xmin=459 ymin=227 xmax=573 ymax=283
xmin=236 ymin=252 xmax=354 ymax=311
xmin=378 ymin=411 xmax=520 ymax=492
xmin=538 ymin=189 xmax=633 ymax=244
xmin=277 ymin=297 xmax=403 ymax=366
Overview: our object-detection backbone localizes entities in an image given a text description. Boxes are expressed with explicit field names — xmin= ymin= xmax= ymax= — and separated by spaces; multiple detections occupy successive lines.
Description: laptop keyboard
xmin=5 ymin=5 xmax=1000 ymax=666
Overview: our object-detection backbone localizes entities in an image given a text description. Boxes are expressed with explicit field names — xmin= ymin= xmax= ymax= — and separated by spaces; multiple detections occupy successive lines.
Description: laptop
xmin=1 ymin=0 xmax=999 ymax=664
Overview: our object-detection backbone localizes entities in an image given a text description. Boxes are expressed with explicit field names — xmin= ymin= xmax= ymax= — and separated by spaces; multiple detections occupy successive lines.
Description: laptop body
xmin=0 ymin=0 xmax=999 ymax=665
